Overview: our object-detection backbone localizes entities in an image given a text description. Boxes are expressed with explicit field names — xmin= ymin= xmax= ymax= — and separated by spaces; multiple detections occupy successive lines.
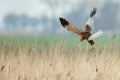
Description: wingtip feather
xmin=90 ymin=8 xmax=97 ymax=17
xmin=59 ymin=18 xmax=69 ymax=27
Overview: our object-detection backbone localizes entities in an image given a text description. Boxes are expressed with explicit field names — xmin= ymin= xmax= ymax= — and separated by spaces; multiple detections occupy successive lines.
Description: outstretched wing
xmin=88 ymin=30 xmax=103 ymax=40
xmin=85 ymin=8 xmax=97 ymax=32
xmin=59 ymin=18 xmax=83 ymax=36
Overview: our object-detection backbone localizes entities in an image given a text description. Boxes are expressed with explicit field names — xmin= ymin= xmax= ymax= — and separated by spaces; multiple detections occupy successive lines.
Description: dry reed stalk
xmin=0 ymin=41 xmax=120 ymax=80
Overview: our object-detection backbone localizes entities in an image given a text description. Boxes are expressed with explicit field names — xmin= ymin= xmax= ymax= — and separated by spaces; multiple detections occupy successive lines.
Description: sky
xmin=0 ymin=0 xmax=103 ymax=21
xmin=0 ymin=0 xmax=46 ymax=19
xmin=0 ymin=0 xmax=85 ymax=32
xmin=0 ymin=0 xmax=119 ymax=19
xmin=0 ymin=0 xmax=79 ymax=18
xmin=0 ymin=0 xmax=120 ymax=33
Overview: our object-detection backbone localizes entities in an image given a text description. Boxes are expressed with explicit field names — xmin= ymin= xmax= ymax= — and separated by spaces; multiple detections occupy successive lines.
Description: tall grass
xmin=0 ymin=35 xmax=120 ymax=80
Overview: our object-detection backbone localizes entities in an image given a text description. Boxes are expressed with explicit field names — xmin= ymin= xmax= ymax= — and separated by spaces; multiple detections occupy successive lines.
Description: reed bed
xmin=0 ymin=39 xmax=120 ymax=80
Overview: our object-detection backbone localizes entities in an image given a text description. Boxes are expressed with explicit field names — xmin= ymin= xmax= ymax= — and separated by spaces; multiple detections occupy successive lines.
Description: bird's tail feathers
xmin=88 ymin=29 xmax=103 ymax=40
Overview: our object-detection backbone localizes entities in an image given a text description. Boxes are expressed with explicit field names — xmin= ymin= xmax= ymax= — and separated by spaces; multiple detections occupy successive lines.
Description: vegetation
xmin=0 ymin=34 xmax=120 ymax=80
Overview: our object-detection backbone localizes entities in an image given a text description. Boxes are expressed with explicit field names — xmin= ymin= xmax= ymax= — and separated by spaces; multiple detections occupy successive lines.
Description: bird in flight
xmin=59 ymin=8 xmax=103 ymax=46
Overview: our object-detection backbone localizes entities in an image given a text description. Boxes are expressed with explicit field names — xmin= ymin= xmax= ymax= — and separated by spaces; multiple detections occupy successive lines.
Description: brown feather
xmin=88 ymin=40 xmax=95 ymax=46
xmin=85 ymin=24 xmax=91 ymax=32
xmin=59 ymin=18 xmax=83 ymax=36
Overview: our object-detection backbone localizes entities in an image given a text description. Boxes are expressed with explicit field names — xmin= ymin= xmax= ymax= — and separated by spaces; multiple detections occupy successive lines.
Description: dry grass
xmin=0 ymin=41 xmax=120 ymax=80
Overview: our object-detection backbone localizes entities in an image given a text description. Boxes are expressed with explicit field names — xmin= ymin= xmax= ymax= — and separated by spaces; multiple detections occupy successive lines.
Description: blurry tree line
xmin=3 ymin=14 xmax=54 ymax=33
xmin=3 ymin=0 xmax=120 ymax=34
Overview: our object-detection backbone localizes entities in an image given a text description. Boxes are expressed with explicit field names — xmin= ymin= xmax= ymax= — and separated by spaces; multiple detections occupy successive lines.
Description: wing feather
xmin=59 ymin=18 xmax=83 ymax=36
xmin=85 ymin=8 xmax=97 ymax=32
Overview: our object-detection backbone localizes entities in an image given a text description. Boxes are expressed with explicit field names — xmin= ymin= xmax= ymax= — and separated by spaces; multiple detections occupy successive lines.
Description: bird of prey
xmin=59 ymin=8 xmax=103 ymax=46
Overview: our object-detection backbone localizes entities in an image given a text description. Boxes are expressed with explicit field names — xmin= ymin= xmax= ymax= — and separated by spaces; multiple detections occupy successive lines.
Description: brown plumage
xmin=59 ymin=8 xmax=97 ymax=46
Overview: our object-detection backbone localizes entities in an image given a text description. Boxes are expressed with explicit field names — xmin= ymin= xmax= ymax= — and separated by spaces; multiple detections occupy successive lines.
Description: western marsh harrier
xmin=59 ymin=8 xmax=103 ymax=46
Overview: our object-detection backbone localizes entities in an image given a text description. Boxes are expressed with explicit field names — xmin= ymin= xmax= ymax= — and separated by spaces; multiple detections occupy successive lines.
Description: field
xmin=0 ymin=34 xmax=120 ymax=80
